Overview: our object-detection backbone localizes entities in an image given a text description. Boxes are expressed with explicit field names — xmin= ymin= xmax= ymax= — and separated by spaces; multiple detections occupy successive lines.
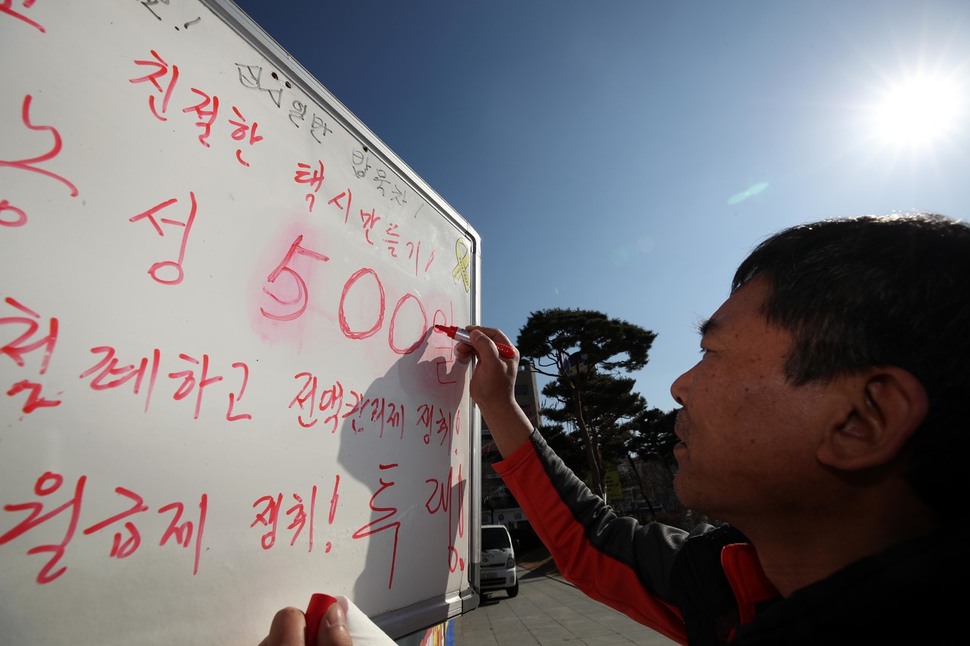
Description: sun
xmin=869 ymin=72 xmax=966 ymax=149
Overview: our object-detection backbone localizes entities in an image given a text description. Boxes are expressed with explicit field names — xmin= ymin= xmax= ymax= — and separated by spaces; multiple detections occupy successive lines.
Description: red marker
xmin=434 ymin=325 xmax=516 ymax=359
xmin=304 ymin=593 xmax=337 ymax=646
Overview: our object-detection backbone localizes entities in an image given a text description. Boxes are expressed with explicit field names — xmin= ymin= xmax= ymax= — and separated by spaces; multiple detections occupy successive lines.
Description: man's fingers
xmin=465 ymin=327 xmax=504 ymax=361
xmin=455 ymin=326 xmax=502 ymax=363
xmin=317 ymin=602 xmax=354 ymax=646
xmin=466 ymin=325 xmax=513 ymax=347
xmin=259 ymin=607 xmax=306 ymax=646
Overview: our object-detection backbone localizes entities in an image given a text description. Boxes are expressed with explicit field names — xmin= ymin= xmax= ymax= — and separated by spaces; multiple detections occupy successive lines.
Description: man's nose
xmin=669 ymin=364 xmax=695 ymax=406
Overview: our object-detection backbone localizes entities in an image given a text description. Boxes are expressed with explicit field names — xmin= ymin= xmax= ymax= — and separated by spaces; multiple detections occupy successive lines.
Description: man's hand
xmin=259 ymin=602 xmax=353 ymax=646
xmin=457 ymin=326 xmax=534 ymax=457
xmin=456 ymin=326 xmax=519 ymax=406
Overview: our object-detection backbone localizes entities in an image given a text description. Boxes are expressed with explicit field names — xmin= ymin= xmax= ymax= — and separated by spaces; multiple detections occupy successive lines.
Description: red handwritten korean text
xmin=319 ymin=178 xmax=435 ymax=277
xmin=1 ymin=0 xmax=46 ymax=33
xmin=294 ymin=160 xmax=324 ymax=212
xmin=358 ymin=208 xmax=381 ymax=246
xmin=169 ymin=352 xmax=222 ymax=419
xmin=249 ymin=475 xmax=339 ymax=553
xmin=251 ymin=486 xmax=316 ymax=552
xmin=183 ymin=88 xmax=218 ymax=146
xmin=85 ymin=486 xmax=208 ymax=574
xmin=430 ymin=307 xmax=462 ymax=386
xmin=2 ymin=296 xmax=61 ymax=414
xmin=289 ymin=374 xmax=359 ymax=431
xmin=130 ymin=50 xmax=179 ymax=121
xmin=129 ymin=192 xmax=198 ymax=285
xmin=418 ymin=404 xmax=461 ymax=447
xmin=228 ymin=105 xmax=263 ymax=166
xmin=1 ymin=95 xmax=79 ymax=228
xmin=349 ymin=395 xmax=406 ymax=439
xmin=79 ymin=346 xmax=160 ymax=413
xmin=327 ymin=189 xmax=352 ymax=224
xmin=326 ymin=475 xmax=340 ymax=553
xmin=288 ymin=374 xmax=411 ymax=439
xmin=226 ymin=362 xmax=252 ymax=422
xmin=424 ymin=465 xmax=466 ymax=573
xmin=353 ymin=463 xmax=400 ymax=589
xmin=156 ymin=493 xmax=208 ymax=575
xmin=1 ymin=472 xmax=208 ymax=583
xmin=182 ymin=90 xmax=263 ymax=166
xmin=0 ymin=471 xmax=84 ymax=583
xmin=82 ymin=486 xmax=148 ymax=559
xmin=0 ymin=199 xmax=27 ymax=228
xmin=79 ymin=346 xmax=252 ymax=422
xmin=130 ymin=51 xmax=264 ymax=167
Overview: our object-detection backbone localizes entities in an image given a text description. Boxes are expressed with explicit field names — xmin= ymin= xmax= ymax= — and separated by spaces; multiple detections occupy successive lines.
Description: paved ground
xmin=457 ymin=563 xmax=677 ymax=645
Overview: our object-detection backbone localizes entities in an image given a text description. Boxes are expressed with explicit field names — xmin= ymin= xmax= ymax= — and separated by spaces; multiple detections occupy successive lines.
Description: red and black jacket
xmin=493 ymin=431 xmax=779 ymax=645
xmin=495 ymin=431 xmax=969 ymax=644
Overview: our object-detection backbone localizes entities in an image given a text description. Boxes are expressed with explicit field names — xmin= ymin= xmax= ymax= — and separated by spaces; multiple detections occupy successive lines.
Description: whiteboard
xmin=0 ymin=1 xmax=481 ymax=643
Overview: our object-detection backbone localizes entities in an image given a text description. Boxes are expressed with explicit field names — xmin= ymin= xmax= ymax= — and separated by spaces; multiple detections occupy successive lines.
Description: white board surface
xmin=1 ymin=1 xmax=481 ymax=643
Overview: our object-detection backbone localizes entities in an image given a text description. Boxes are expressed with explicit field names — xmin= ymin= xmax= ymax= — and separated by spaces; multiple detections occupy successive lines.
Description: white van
xmin=480 ymin=524 xmax=519 ymax=597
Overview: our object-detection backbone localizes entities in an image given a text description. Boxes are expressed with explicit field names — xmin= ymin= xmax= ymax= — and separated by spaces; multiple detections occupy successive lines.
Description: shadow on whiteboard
xmin=335 ymin=329 xmax=470 ymax=617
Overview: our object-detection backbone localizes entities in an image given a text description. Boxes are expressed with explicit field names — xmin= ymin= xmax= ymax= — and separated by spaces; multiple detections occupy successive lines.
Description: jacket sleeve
xmin=493 ymin=430 xmax=691 ymax=645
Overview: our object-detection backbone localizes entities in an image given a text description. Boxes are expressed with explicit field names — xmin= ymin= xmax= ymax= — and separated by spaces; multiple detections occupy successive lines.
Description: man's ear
xmin=816 ymin=367 xmax=928 ymax=471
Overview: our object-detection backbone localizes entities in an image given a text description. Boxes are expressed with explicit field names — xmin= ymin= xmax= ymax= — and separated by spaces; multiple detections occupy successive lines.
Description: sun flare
xmin=870 ymin=73 xmax=966 ymax=148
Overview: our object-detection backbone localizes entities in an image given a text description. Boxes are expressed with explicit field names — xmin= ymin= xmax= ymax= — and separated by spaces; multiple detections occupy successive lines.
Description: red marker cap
xmin=304 ymin=593 xmax=338 ymax=646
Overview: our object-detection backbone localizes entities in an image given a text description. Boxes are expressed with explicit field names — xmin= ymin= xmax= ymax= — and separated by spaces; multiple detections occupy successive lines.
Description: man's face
xmin=669 ymin=276 xmax=845 ymax=523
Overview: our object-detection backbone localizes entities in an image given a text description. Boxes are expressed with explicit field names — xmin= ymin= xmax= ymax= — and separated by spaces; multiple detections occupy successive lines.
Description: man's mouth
xmin=673 ymin=410 xmax=688 ymax=445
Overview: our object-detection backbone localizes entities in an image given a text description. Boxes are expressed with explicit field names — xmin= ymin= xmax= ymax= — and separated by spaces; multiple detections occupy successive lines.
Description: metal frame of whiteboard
xmin=202 ymin=1 xmax=483 ymax=635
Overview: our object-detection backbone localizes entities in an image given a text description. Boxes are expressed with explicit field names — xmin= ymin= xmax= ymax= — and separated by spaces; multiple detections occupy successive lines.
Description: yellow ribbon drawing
xmin=452 ymin=238 xmax=470 ymax=292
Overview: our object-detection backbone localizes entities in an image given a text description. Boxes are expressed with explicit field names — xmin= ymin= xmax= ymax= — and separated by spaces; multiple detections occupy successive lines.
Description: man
xmin=458 ymin=214 xmax=969 ymax=644
xmin=264 ymin=213 xmax=969 ymax=644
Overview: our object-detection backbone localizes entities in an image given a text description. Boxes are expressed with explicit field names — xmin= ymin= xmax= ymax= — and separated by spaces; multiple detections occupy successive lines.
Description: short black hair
xmin=733 ymin=213 xmax=970 ymax=517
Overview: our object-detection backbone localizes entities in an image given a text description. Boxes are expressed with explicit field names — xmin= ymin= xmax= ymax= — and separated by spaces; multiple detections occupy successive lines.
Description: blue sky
xmin=232 ymin=0 xmax=970 ymax=411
